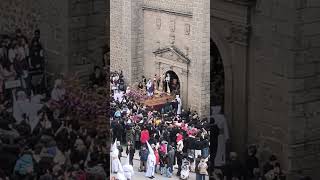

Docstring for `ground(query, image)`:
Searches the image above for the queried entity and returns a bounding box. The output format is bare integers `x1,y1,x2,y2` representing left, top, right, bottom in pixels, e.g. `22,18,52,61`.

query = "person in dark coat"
90,66,105,87
167,146,175,175
245,145,259,179
139,145,148,172
125,125,134,145
225,152,245,180
134,125,141,150
209,117,220,168
126,141,135,165
263,155,277,175
117,141,123,162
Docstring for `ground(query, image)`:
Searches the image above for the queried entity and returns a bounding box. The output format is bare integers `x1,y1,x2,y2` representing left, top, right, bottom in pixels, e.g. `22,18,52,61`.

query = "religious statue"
161,73,166,92
165,73,170,94
169,20,175,32
146,79,154,97
185,24,190,35
176,95,182,115
212,106,229,167
159,74,164,92
153,74,158,91
169,34,175,45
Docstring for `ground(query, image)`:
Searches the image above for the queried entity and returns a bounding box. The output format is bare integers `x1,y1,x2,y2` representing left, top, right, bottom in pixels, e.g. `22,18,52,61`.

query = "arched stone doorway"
211,21,249,160
210,39,225,113
165,70,180,95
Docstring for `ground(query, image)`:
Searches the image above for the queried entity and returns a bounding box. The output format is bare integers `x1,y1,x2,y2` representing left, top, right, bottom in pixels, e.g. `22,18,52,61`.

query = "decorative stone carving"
226,23,250,45
181,69,189,76
155,61,160,69
185,24,190,35
169,19,175,32
156,41,161,49
185,47,189,56
156,18,161,29
169,33,175,44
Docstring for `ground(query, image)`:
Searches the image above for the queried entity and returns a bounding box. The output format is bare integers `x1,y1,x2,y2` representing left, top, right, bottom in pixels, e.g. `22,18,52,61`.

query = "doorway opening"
210,39,225,114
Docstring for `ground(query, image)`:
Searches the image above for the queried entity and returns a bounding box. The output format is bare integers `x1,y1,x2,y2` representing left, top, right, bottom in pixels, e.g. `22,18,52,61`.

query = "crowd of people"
0,28,313,180
110,71,314,180
0,29,45,101
110,71,210,180
0,28,110,180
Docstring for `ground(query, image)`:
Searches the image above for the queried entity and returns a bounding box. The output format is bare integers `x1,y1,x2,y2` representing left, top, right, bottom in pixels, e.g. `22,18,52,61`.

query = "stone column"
190,0,210,117
181,68,189,109
227,23,250,160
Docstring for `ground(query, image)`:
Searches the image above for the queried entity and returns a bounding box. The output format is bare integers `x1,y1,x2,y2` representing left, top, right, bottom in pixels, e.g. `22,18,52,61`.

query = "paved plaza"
110,149,208,180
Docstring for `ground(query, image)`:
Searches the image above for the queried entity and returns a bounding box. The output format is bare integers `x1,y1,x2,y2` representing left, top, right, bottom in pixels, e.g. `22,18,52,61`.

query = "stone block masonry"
0,0,108,75
111,0,210,117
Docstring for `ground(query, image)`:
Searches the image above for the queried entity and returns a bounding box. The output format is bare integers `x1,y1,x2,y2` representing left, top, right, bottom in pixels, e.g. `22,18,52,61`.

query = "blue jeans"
160,166,166,175
201,147,209,158
196,174,206,180
166,166,172,177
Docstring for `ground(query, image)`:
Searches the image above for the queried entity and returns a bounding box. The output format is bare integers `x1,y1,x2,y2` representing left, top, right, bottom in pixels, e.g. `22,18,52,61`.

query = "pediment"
153,45,190,64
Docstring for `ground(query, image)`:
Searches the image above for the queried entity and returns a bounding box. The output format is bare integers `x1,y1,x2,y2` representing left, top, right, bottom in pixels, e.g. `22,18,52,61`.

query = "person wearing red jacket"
176,132,183,143
140,127,150,147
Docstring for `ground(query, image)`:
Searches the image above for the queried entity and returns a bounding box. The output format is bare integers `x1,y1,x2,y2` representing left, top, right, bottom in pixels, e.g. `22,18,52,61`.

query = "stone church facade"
110,0,210,117
211,0,320,179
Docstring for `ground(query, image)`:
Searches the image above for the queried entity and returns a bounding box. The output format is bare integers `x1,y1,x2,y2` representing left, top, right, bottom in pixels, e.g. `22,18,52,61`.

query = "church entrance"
210,39,225,114
165,70,180,95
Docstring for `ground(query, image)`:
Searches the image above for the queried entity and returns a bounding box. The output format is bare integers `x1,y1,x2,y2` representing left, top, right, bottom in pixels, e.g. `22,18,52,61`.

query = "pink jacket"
176,133,183,143
140,130,150,144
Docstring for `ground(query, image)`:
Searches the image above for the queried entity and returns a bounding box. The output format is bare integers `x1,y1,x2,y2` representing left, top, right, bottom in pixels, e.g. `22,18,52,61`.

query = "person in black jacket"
263,155,277,175
117,141,123,163
225,152,245,180
126,141,135,165
209,117,219,167
90,66,105,87
245,145,259,180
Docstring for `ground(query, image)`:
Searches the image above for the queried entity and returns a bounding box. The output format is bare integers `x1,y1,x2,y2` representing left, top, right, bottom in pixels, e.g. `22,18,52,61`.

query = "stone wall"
143,0,193,14
211,0,250,159
0,0,41,38
143,10,193,78
190,0,210,117
249,1,320,177
211,0,320,178
68,0,107,74
287,0,320,178
1,0,107,75
39,0,70,73
247,0,295,171
110,0,124,73
111,0,210,116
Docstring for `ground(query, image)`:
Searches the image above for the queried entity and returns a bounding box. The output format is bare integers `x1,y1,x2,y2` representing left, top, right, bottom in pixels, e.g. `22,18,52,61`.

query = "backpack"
198,161,207,175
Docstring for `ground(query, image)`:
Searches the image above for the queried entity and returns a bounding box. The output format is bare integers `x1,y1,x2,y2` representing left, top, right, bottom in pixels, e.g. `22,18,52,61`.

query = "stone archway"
210,39,225,112
157,63,189,109
211,21,249,158
210,31,233,124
